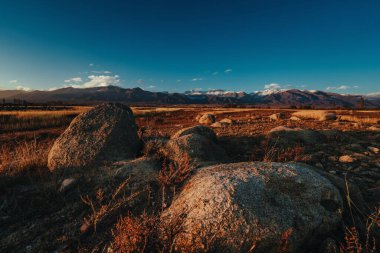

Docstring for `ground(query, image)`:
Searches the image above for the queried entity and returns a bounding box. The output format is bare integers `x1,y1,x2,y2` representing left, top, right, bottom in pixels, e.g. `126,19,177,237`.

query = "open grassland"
1,106,379,174
1,105,380,252
3,106,379,133
293,109,380,123
0,106,91,132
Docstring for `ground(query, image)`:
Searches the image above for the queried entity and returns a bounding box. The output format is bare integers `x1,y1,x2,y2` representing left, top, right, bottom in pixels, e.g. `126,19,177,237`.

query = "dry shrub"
341,227,363,253
157,154,193,209
262,139,309,163
0,138,52,176
277,228,293,253
339,200,379,253
109,154,192,252
111,212,159,253
158,154,192,189
110,210,187,253
142,139,168,158
81,177,144,233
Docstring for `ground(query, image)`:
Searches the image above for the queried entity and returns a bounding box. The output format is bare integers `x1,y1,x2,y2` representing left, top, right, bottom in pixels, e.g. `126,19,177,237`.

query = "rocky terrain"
0,104,379,252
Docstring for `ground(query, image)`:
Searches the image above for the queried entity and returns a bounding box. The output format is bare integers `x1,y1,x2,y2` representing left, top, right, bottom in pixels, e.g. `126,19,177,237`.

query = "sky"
0,0,379,94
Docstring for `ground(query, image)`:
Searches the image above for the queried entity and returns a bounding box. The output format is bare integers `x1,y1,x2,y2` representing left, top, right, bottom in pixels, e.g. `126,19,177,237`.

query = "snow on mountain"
250,89,289,96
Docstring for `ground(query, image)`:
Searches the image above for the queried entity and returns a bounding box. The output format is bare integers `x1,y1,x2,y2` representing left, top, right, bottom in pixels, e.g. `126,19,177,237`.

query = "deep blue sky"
0,0,379,93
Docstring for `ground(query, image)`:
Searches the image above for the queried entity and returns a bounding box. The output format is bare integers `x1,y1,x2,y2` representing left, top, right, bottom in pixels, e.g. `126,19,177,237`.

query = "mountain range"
1,86,379,108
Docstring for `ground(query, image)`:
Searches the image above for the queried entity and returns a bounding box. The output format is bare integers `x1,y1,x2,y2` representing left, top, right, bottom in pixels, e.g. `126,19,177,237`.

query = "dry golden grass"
292,110,380,123
292,110,333,120
131,107,184,115
0,106,91,131
0,138,52,176
339,115,380,124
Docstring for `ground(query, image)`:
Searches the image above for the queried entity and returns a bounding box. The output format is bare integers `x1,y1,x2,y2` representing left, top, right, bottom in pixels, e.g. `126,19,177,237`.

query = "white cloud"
89,63,94,67
64,77,82,83
92,70,112,74
147,85,156,89
68,75,121,88
224,68,232,73
212,72,219,75
337,85,349,90
192,78,203,82
16,85,32,91
326,85,351,91
9,80,18,84
177,80,181,82
264,83,282,90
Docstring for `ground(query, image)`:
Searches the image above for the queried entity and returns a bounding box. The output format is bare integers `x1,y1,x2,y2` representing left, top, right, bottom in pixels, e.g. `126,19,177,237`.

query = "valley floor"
0,106,379,252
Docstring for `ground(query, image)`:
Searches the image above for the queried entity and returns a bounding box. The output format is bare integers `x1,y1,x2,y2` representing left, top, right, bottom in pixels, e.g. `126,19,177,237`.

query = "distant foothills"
0,85,380,109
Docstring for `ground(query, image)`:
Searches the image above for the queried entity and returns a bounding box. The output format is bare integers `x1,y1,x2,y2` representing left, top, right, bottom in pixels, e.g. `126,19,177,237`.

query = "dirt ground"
0,106,379,252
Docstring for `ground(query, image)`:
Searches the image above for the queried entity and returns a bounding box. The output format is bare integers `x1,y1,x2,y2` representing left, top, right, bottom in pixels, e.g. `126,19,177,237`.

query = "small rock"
347,143,364,152
368,126,380,131
289,116,301,121
198,114,216,125
269,112,285,121
25,245,32,253
315,162,324,169
268,126,299,133
368,146,379,154
220,118,234,124
80,223,90,234
59,178,77,193
339,155,355,163
210,122,224,128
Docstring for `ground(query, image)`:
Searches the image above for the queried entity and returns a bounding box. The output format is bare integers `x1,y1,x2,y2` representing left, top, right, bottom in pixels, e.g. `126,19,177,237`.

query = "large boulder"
162,162,342,252
48,103,140,172
171,125,217,141
198,114,216,124
111,157,160,192
166,126,227,165
268,126,326,145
